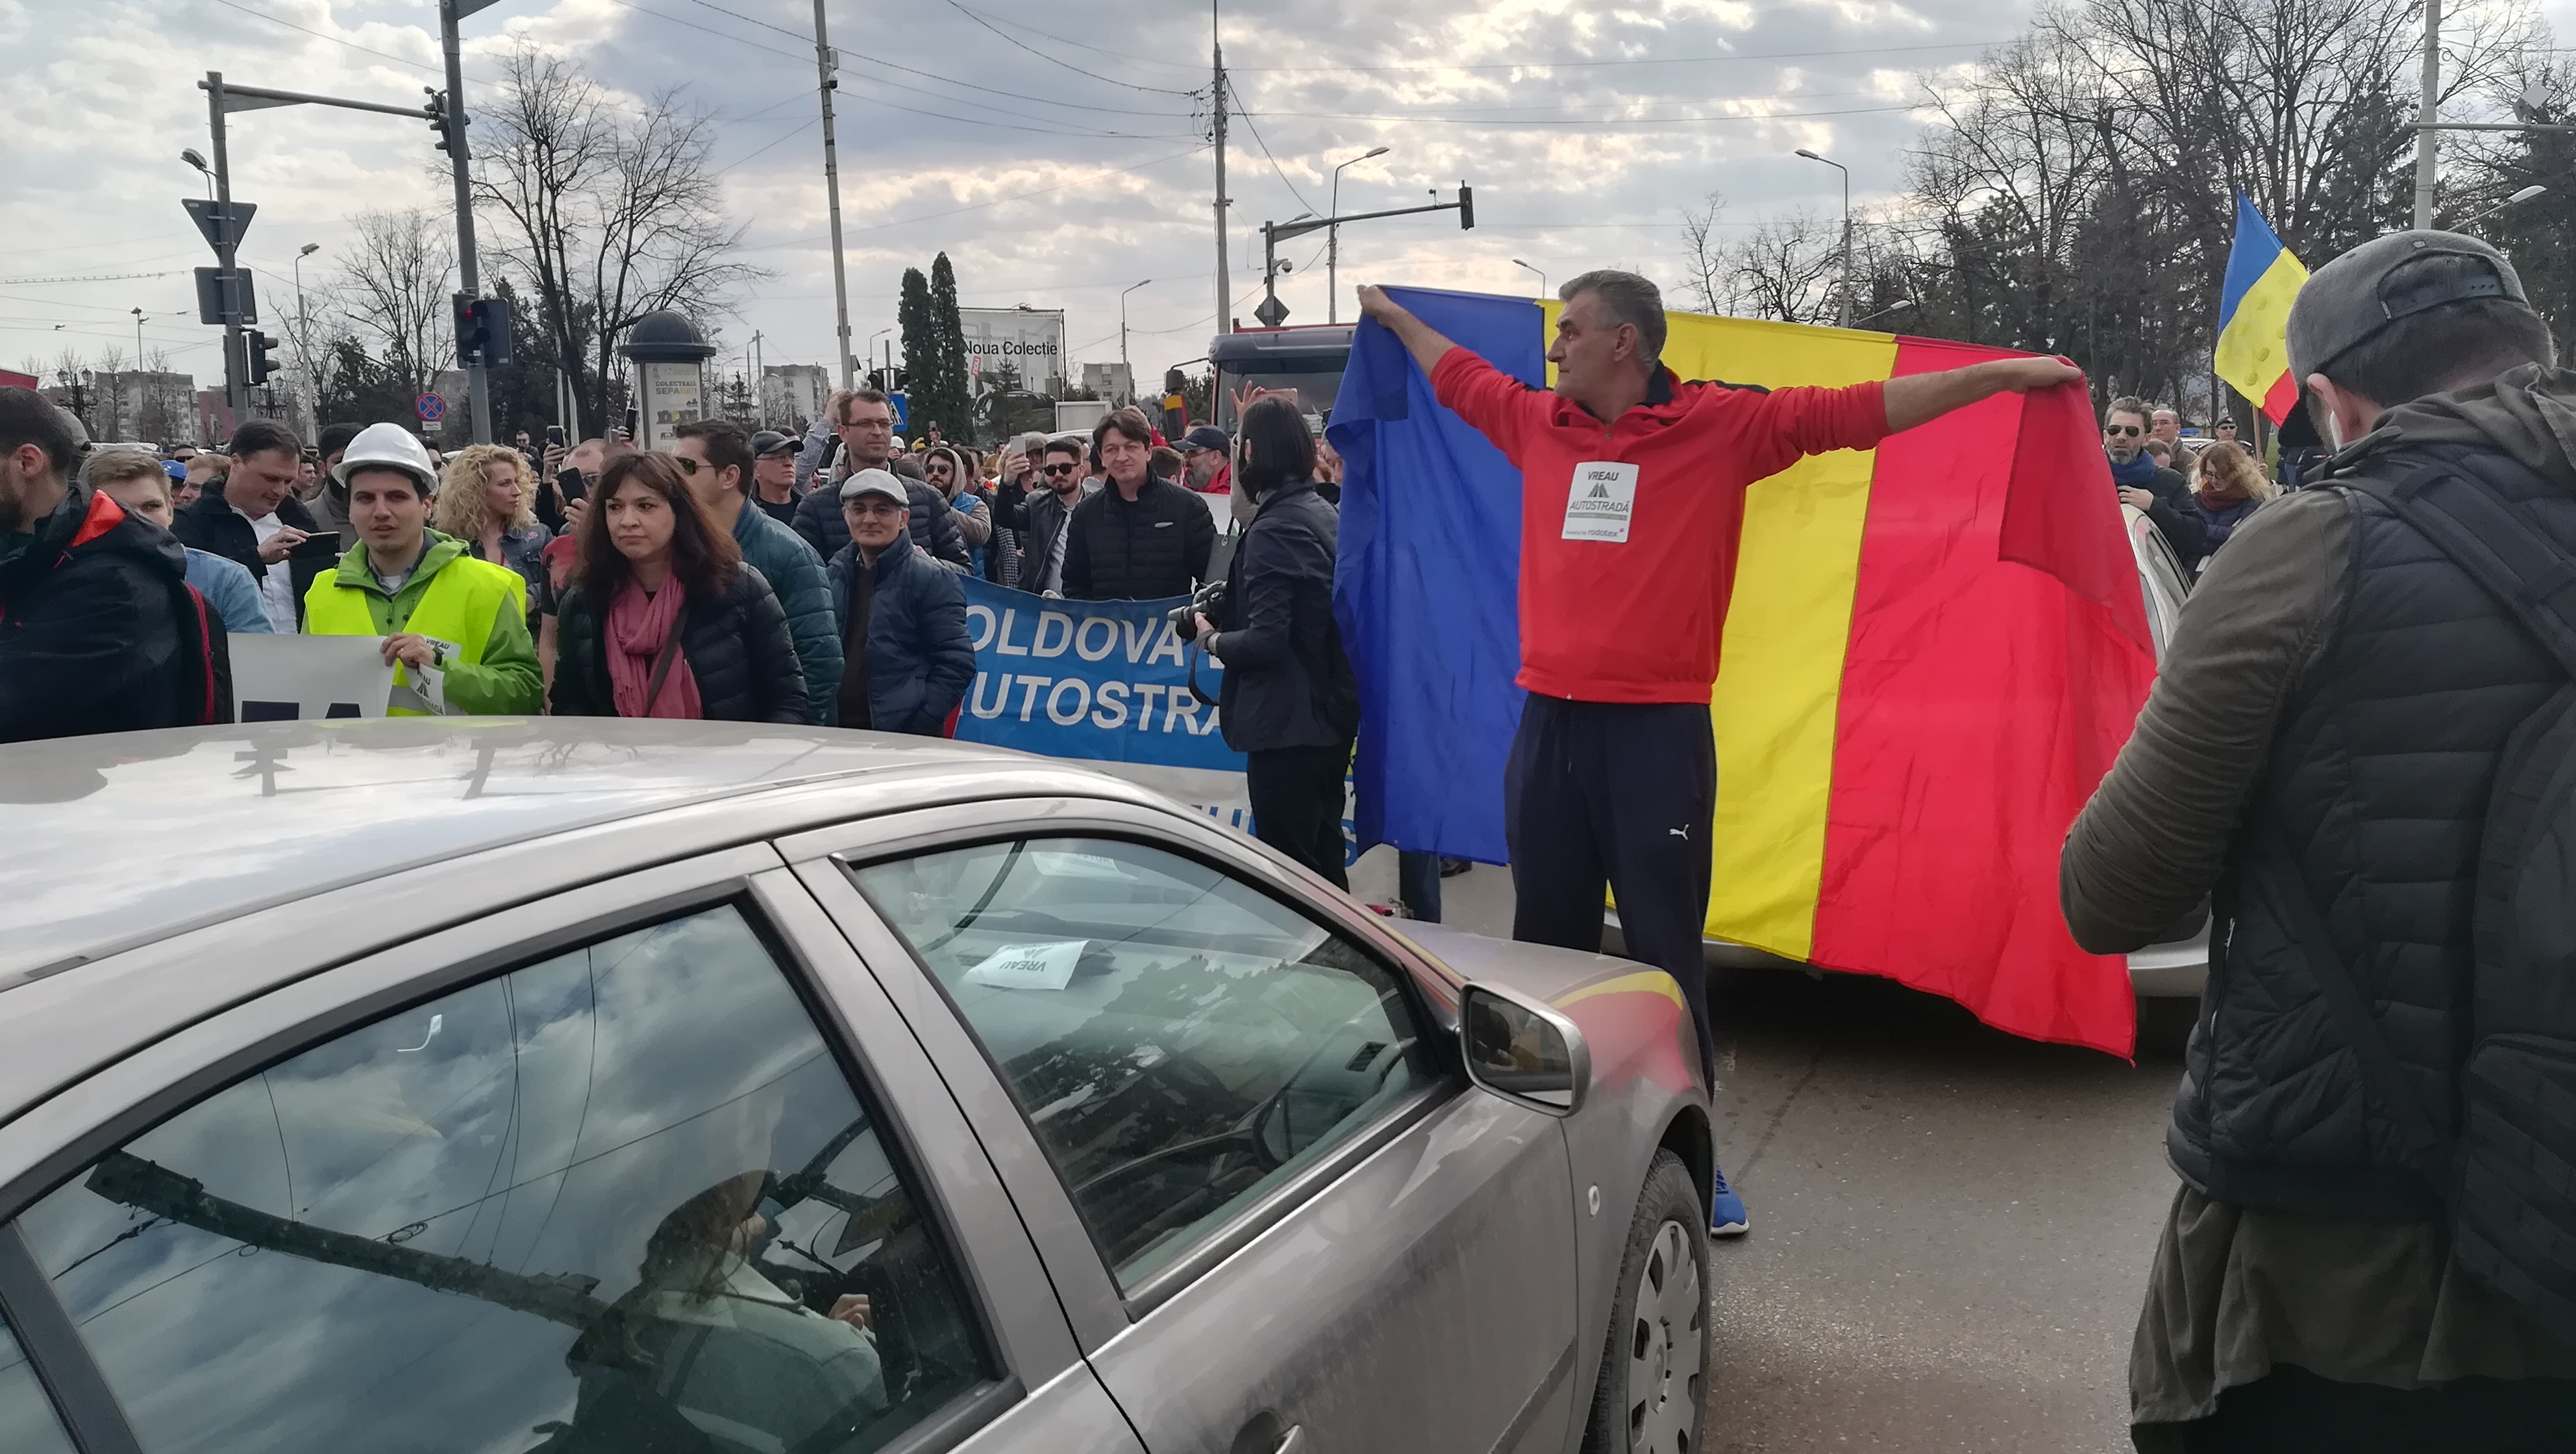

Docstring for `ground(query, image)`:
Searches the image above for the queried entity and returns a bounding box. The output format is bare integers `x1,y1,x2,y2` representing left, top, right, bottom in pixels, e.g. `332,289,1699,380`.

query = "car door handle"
1270,1427,1306,1454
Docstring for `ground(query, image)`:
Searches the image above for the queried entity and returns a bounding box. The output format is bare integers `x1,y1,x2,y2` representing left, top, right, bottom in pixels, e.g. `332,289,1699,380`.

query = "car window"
2129,514,2187,655
851,837,1441,1289
0,1312,76,1454
14,904,988,1454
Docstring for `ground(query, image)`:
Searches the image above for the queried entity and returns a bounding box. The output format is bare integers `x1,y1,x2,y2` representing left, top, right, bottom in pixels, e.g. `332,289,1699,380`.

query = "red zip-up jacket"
1431,347,1889,703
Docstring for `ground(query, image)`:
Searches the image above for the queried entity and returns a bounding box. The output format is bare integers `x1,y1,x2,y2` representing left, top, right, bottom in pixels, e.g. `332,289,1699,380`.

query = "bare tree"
473,45,769,436
329,207,454,404
132,349,193,447
1726,210,1843,325
1678,192,1731,314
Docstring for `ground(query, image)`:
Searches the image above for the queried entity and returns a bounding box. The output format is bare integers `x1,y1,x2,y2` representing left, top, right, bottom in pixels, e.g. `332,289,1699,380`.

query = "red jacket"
1432,348,1888,703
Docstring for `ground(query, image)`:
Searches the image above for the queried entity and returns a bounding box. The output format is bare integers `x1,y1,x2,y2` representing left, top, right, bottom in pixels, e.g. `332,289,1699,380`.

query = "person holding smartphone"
172,419,325,633
1191,395,1359,886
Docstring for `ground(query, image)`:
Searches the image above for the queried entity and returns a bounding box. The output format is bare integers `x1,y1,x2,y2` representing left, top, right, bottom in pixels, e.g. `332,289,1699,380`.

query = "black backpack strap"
2249,823,2455,1180
2351,457,2576,679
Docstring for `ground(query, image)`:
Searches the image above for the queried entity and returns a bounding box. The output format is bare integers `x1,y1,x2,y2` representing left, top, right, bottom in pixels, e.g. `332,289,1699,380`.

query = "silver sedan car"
0,721,1714,1454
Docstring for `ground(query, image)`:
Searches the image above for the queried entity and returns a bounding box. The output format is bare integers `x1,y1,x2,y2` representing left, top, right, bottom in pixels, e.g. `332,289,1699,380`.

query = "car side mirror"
1460,983,1589,1116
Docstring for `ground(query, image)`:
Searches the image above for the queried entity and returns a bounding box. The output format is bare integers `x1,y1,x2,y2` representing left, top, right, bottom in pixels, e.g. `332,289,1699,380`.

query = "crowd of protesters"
0,386,1242,745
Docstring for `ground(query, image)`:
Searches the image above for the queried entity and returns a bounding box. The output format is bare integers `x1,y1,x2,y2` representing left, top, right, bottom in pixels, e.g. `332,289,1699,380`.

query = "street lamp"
1327,145,1391,325
1119,279,1153,403
292,243,320,435
1512,258,1547,297
866,327,893,391
1852,298,1916,327
2462,184,2549,228
1794,147,1853,328
180,149,214,201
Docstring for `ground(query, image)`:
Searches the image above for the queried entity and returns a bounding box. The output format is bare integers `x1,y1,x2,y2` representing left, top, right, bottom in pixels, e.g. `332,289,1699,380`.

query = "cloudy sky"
3,0,2568,402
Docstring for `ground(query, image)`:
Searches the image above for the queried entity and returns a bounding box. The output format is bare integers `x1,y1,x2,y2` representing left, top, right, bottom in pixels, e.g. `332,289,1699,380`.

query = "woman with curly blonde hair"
434,443,552,608
2188,439,2275,566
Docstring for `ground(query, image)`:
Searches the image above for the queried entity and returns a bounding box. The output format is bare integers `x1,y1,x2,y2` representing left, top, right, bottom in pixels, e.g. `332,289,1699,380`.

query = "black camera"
1169,579,1228,640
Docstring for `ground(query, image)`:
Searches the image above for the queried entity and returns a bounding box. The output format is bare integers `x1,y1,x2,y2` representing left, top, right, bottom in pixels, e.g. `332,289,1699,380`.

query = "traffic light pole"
440,0,495,444
204,75,247,423
1257,186,1474,328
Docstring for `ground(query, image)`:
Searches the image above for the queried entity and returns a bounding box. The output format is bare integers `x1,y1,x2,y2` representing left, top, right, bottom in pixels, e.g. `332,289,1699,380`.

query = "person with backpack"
0,388,229,740
2062,232,2576,1448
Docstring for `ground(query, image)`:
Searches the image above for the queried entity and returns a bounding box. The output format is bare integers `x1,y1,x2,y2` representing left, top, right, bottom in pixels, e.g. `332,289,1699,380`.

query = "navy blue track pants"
1504,695,1719,1085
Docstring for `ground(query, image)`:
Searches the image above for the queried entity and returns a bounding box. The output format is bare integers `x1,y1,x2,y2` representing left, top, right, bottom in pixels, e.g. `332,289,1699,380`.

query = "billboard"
959,306,1067,397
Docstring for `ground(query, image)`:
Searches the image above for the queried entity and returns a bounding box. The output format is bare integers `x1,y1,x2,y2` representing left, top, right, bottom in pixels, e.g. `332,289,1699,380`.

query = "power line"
1226,79,1316,215
936,0,1202,96
945,1,1211,74
1230,40,2011,72
0,270,189,286
736,144,1210,251
1241,103,1925,127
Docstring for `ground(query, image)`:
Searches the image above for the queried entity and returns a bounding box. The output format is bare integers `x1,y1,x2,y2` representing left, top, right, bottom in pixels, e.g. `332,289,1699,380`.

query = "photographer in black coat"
1192,396,1360,887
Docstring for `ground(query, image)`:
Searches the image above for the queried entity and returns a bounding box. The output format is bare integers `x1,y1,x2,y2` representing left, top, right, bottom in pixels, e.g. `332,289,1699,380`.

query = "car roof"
0,719,1101,985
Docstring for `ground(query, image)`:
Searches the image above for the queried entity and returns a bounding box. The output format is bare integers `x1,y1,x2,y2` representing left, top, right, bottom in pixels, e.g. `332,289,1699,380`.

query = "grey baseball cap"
2287,229,2531,383
839,467,908,506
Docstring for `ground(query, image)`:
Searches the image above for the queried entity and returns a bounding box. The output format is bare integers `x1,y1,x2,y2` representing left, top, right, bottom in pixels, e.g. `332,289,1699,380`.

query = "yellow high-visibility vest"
304,549,525,716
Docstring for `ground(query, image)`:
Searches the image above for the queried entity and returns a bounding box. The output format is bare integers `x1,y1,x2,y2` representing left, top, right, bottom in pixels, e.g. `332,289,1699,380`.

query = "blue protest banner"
957,578,1250,828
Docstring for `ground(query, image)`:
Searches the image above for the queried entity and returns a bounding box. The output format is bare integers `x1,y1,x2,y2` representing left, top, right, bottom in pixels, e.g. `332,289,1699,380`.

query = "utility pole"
1121,279,1152,400
1328,146,1391,325
2414,0,2441,228
438,0,495,443
750,330,766,425
814,0,855,390
1211,0,1231,337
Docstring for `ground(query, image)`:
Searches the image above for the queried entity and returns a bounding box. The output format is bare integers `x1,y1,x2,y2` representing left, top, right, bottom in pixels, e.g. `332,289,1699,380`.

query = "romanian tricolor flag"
2216,194,2309,425
1332,288,2157,1055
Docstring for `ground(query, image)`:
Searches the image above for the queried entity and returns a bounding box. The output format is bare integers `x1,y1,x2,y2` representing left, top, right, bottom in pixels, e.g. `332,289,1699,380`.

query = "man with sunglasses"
673,417,843,724
994,437,1095,595
2105,397,2207,565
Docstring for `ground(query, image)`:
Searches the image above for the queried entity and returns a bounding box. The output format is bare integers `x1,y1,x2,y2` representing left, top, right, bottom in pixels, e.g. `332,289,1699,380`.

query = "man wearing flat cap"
2064,233,2576,1446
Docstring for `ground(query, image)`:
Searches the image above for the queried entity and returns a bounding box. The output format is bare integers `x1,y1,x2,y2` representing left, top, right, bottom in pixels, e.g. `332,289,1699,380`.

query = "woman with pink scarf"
548,452,809,723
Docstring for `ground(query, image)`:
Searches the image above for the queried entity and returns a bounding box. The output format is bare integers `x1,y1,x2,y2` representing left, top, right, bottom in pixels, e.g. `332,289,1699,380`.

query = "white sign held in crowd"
230,635,395,721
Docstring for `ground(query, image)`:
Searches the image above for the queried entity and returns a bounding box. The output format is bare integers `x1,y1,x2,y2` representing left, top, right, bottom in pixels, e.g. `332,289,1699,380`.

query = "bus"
1207,324,1354,435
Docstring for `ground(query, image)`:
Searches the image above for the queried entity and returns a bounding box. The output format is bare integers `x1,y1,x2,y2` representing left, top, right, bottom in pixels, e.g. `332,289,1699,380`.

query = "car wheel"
1582,1150,1709,1454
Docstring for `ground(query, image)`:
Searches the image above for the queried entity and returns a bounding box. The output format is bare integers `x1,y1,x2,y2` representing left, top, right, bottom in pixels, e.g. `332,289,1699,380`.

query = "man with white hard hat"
301,423,541,715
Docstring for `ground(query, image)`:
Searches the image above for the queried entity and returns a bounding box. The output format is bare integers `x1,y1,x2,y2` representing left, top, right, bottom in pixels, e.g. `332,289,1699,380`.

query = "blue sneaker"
1709,1163,1749,1238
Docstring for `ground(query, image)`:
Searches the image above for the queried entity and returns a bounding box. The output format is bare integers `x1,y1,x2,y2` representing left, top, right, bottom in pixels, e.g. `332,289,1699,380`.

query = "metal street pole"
438,0,495,443
293,241,317,434
1211,0,1230,337
750,330,765,425
2414,0,2441,229
204,72,246,423
813,0,855,389
1795,148,1853,327
1327,146,1390,325
1512,258,1546,297
1120,280,1152,400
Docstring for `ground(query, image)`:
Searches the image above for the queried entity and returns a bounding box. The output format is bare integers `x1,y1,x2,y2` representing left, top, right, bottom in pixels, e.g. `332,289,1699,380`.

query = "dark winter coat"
1,484,229,742
824,534,977,735
171,483,323,600
993,478,1089,593
1206,480,1358,754
730,500,843,725
1061,475,1217,601
549,565,810,724
791,473,968,571
2109,454,2209,567
2191,494,2260,558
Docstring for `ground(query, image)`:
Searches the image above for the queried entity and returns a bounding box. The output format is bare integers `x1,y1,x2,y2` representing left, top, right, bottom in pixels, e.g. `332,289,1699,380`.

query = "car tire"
1581,1150,1710,1454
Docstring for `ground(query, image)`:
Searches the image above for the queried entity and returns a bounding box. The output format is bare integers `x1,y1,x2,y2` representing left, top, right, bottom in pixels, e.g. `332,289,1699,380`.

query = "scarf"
604,574,702,719
2196,476,2252,510
2106,452,2161,487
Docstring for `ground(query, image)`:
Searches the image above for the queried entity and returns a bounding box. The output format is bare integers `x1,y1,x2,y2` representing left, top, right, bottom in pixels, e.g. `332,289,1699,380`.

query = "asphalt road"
1703,965,2185,1453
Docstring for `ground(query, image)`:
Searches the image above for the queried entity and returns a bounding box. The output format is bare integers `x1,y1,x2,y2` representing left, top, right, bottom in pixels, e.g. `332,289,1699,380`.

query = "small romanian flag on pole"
2216,193,2309,425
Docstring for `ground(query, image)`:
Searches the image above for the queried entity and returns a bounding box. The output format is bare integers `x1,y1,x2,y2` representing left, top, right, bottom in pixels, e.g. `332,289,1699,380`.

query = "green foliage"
926,253,973,443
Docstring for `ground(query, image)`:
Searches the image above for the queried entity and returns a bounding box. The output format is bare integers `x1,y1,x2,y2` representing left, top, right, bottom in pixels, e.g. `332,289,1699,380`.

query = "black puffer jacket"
1208,480,1357,752
2173,439,2567,1219
1062,475,1217,601
791,473,967,570
1,484,229,741
171,483,323,599
549,565,810,724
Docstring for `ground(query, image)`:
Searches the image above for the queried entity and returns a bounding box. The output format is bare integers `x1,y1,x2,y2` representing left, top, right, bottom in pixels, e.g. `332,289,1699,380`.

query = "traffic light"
1457,183,1475,230
454,293,513,367
426,89,454,154
245,331,280,386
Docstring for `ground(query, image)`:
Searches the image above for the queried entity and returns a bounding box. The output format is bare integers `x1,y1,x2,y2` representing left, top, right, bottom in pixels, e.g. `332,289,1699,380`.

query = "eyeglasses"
2104,425,2143,437
671,456,703,474
1042,463,1078,475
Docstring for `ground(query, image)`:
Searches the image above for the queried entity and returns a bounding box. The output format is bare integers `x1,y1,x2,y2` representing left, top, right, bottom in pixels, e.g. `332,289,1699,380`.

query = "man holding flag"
1357,273,2078,1236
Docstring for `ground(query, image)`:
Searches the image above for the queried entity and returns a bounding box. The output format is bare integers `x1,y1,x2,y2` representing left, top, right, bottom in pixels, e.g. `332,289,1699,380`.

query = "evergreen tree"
896,265,935,437
928,253,972,441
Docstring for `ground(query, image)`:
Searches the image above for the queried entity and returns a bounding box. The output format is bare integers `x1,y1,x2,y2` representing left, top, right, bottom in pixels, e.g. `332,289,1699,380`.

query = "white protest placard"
231,634,396,721
962,940,1089,992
